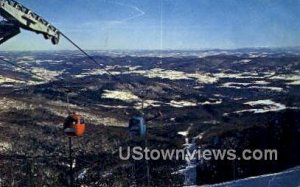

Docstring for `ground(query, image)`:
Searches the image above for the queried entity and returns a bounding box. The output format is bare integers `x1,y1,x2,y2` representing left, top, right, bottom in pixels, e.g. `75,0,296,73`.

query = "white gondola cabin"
128,116,146,137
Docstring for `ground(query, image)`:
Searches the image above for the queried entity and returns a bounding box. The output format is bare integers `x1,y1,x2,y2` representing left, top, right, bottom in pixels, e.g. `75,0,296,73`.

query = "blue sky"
1,0,300,50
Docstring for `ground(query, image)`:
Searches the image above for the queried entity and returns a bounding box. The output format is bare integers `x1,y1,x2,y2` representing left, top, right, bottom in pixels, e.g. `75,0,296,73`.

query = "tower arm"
0,0,60,45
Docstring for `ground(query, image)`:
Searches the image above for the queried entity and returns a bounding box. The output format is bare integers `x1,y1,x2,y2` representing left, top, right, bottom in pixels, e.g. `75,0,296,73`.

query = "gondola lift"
63,112,86,137
63,91,86,137
128,116,146,137
128,97,147,137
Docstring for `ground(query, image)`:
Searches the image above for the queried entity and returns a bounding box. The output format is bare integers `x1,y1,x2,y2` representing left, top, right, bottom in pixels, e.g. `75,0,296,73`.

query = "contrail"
115,2,145,22
106,0,145,24
102,0,146,48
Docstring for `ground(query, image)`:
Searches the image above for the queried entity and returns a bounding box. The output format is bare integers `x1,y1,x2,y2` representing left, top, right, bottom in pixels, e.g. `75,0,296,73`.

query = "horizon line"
0,45,300,52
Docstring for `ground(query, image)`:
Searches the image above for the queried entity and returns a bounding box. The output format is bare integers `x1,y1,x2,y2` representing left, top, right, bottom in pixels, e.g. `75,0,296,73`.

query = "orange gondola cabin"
63,113,86,137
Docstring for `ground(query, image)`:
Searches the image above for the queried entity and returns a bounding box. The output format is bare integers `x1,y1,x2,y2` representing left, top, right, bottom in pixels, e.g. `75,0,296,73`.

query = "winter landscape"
0,48,299,186
1,0,300,186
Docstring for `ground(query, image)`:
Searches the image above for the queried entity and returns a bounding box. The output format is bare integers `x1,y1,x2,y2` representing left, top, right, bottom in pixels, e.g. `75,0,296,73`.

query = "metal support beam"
0,20,20,44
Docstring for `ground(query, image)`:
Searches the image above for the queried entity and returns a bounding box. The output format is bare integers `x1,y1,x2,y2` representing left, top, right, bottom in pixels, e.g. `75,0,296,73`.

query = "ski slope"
199,166,300,187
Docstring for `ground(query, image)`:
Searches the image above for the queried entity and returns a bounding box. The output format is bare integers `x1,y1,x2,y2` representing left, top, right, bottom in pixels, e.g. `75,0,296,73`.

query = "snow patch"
234,59,252,64
134,99,162,109
287,80,300,85
220,82,283,92
77,168,88,180
128,68,217,84
169,100,197,108
30,67,63,81
0,142,12,152
74,68,120,78
248,86,283,92
270,73,300,81
235,99,286,114
0,75,23,84
214,71,275,79
102,90,139,102
253,80,270,85
199,99,222,105
178,131,189,137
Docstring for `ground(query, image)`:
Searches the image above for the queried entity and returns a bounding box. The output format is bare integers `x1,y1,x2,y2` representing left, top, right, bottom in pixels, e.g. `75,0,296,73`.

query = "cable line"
0,57,47,81
59,31,153,112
